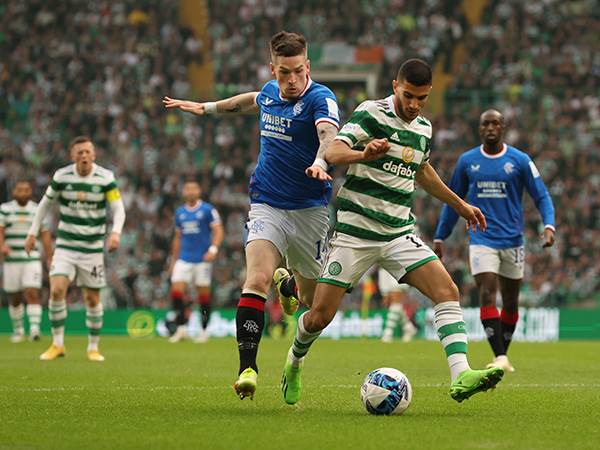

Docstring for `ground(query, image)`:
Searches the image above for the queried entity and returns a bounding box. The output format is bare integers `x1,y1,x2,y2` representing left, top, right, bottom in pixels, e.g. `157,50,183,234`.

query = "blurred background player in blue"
434,109,555,372
167,179,224,343
164,31,340,399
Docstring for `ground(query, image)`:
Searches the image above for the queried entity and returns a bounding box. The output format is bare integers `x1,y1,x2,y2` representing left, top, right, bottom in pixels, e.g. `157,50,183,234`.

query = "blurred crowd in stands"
1,0,598,309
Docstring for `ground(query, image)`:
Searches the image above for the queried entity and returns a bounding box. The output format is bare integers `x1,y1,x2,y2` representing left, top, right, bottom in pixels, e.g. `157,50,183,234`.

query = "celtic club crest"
328,261,342,276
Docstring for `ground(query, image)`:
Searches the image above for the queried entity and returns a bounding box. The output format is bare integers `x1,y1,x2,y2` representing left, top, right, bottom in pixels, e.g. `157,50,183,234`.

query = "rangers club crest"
293,100,304,116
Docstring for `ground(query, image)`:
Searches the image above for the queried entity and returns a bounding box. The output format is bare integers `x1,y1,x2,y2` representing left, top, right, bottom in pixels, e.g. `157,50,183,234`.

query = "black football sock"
480,306,506,357
236,292,266,374
501,309,519,353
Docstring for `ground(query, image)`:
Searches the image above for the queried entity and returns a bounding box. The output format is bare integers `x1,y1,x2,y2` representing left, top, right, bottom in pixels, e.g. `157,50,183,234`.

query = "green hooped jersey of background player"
334,95,432,242
43,163,121,254
0,200,49,262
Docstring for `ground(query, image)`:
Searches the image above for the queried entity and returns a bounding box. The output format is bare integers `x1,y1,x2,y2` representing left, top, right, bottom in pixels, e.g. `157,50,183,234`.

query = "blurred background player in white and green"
0,179,53,343
378,267,417,343
167,178,224,343
25,136,126,362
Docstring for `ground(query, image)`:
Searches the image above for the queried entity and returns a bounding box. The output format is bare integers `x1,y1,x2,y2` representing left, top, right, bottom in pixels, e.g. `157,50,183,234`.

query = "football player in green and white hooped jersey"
0,179,53,342
281,59,505,406
25,136,126,362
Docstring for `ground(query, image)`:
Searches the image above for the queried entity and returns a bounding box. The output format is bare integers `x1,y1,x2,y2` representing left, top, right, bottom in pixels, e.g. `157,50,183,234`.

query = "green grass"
1,337,599,450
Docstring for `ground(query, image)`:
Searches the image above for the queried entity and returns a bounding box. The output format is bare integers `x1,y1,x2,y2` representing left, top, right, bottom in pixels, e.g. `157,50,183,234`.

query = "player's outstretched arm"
306,122,338,181
416,162,486,233
325,138,390,165
163,92,260,116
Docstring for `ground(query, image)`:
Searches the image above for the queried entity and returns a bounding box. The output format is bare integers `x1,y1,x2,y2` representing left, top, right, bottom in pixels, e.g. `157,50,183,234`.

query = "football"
360,368,412,415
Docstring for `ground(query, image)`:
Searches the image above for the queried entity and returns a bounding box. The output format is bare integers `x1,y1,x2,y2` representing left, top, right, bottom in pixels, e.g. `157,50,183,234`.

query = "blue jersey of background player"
250,77,339,209
434,143,554,248
175,202,220,263
433,109,556,373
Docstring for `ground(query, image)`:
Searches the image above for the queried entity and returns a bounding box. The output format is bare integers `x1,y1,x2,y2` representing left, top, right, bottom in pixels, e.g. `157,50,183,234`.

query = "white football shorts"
49,248,106,289
245,203,330,279
319,232,438,290
171,260,212,286
469,244,525,279
3,261,43,293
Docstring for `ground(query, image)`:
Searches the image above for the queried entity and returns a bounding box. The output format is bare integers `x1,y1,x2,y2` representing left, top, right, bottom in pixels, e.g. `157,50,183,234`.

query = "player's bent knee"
244,271,272,293
431,281,460,302
50,286,66,300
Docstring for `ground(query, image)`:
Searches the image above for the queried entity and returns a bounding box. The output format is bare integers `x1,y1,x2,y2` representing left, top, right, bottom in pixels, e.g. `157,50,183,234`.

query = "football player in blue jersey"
434,109,556,372
167,179,224,344
164,31,340,399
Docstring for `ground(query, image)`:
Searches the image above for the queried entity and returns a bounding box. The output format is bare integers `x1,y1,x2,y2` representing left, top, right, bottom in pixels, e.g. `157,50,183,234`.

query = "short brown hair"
269,31,307,58
69,135,93,150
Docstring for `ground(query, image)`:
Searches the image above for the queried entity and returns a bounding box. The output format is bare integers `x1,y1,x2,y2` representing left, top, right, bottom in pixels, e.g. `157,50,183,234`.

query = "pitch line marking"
2,383,600,393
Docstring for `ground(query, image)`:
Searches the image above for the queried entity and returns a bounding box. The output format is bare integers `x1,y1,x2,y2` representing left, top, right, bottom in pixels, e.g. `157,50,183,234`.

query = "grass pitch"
1,336,599,450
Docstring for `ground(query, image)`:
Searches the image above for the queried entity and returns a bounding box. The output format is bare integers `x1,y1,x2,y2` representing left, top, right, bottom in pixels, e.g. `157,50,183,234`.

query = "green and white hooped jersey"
0,200,48,262
334,95,432,242
44,163,121,254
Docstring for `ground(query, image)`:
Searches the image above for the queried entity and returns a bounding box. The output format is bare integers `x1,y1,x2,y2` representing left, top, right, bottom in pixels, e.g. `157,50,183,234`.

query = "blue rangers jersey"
250,78,340,209
434,144,555,248
175,201,221,263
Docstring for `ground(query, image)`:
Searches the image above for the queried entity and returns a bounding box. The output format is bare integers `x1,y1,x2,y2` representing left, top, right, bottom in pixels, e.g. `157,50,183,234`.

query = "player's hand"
457,202,487,233
24,235,37,255
203,245,219,262
542,228,555,248
362,138,391,161
107,232,121,253
433,241,444,259
163,96,206,115
1,243,11,256
305,165,332,181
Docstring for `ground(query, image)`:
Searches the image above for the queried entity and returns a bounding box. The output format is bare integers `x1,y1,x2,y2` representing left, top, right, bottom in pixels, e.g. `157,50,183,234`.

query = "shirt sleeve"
45,171,61,201
41,214,51,232
434,155,469,241
0,205,6,227
210,207,222,225
335,102,374,149
174,209,182,230
313,89,340,129
522,155,555,229
422,138,432,166
104,173,122,203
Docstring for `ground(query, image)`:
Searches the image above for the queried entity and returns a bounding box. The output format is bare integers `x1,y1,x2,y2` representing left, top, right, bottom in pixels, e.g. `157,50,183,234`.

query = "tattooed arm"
305,122,339,181
163,92,260,116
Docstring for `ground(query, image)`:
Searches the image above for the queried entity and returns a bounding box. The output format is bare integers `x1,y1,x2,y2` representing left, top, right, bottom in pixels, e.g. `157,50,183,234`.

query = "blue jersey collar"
184,200,202,211
480,143,507,159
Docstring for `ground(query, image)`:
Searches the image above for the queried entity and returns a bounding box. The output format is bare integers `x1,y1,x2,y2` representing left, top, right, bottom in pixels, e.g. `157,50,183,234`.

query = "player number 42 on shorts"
91,265,104,279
